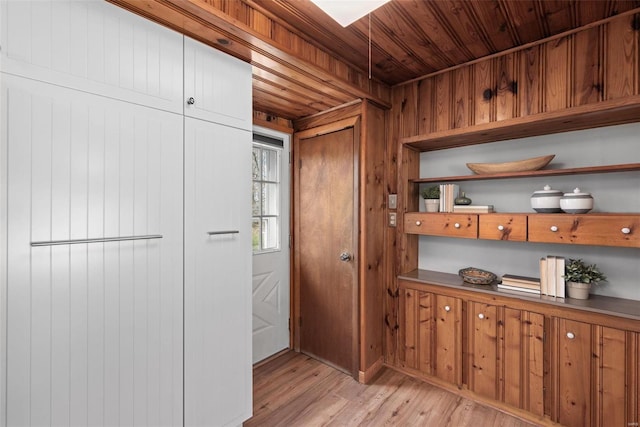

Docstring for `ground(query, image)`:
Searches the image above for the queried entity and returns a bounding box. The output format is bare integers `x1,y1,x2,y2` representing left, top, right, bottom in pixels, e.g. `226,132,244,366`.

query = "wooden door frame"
292,115,361,377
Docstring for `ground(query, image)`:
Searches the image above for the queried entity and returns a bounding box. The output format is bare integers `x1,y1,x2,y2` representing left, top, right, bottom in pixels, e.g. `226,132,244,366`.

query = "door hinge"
299,159,302,169
289,234,292,249
299,317,302,327
288,317,291,331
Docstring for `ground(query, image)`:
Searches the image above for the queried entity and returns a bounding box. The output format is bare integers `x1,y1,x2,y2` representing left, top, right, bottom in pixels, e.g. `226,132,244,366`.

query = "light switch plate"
388,194,397,209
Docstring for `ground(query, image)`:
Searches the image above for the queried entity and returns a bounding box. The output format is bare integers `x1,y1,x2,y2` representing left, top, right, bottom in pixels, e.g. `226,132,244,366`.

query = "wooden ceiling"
112,0,640,121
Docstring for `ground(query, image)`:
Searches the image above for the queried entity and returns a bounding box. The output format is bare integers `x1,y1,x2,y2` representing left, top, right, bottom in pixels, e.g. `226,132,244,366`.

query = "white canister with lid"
560,188,594,214
530,185,563,213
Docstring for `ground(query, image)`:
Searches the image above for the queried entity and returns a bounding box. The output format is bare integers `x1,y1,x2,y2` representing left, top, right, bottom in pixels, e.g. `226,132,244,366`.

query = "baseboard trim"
253,348,292,369
358,356,384,384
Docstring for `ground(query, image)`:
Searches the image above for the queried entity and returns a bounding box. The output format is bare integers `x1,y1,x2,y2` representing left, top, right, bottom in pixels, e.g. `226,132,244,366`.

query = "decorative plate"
458,267,497,285
466,154,555,175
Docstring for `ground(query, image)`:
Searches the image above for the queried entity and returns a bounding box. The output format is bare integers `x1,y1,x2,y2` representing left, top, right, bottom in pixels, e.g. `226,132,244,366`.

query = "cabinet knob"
478,313,485,320
415,221,421,226
444,305,451,312
550,225,558,232
454,223,461,229
566,332,575,339
621,227,631,235
187,97,195,105
497,225,504,231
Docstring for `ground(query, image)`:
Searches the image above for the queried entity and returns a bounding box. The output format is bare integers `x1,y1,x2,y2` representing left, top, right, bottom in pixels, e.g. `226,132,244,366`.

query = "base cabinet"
550,318,639,427
399,275,639,425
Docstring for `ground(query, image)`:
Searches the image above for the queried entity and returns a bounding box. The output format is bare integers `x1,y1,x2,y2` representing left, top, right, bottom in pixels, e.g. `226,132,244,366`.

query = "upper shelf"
400,95,640,151
410,163,640,184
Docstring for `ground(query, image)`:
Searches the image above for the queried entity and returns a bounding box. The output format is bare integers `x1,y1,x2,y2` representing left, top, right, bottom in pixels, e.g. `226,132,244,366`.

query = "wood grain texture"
246,351,538,427
605,14,638,100
467,302,499,400
478,214,527,242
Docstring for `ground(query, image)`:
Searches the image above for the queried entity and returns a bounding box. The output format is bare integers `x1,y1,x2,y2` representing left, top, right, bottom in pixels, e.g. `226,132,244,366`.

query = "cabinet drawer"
528,214,640,247
405,213,477,239
478,214,527,241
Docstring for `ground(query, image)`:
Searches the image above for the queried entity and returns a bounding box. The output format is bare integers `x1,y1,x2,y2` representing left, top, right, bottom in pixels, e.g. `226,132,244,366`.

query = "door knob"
339,252,352,262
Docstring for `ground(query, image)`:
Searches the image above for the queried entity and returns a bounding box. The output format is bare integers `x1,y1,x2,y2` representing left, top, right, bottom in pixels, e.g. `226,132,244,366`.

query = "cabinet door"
0,0,184,113
184,37,252,130
528,214,640,247
3,75,184,426
399,288,462,385
184,118,252,426
467,302,544,415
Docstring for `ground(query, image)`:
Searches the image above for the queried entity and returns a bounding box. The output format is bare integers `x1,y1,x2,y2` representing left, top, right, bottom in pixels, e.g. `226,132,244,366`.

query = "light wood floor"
244,351,538,427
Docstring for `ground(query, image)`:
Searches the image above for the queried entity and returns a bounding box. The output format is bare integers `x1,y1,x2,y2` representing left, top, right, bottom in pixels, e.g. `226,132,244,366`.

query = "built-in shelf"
400,95,640,151
410,163,640,184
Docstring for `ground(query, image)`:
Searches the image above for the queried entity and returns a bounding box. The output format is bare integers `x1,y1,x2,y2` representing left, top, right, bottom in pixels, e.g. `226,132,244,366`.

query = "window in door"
252,136,283,253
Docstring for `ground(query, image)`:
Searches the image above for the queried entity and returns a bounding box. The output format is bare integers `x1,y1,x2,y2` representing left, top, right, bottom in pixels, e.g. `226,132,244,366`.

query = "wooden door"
184,118,252,426
294,125,358,376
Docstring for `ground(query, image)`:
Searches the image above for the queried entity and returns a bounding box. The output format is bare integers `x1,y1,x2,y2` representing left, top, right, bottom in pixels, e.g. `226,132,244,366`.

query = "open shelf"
410,163,640,184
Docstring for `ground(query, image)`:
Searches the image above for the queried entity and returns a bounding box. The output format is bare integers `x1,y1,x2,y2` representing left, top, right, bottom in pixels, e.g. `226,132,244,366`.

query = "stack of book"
539,255,566,297
439,184,459,212
452,205,495,213
498,274,541,294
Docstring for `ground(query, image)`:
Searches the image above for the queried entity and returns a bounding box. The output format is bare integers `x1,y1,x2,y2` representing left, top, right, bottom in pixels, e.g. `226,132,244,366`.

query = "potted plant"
421,185,440,212
564,258,606,299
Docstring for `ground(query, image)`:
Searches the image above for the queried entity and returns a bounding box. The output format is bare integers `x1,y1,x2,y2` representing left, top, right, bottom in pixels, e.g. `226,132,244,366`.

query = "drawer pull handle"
550,225,558,232
478,313,485,320
444,305,451,312
187,97,195,105
566,332,575,340
415,221,421,226
497,225,504,231
454,223,461,229
621,227,631,235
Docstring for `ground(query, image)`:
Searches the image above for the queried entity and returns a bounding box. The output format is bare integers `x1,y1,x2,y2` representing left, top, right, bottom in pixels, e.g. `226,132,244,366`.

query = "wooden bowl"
466,154,555,175
458,267,497,285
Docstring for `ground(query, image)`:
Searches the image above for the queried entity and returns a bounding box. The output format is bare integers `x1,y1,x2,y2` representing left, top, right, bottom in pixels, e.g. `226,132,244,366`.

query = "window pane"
252,218,261,251
261,183,279,216
261,217,278,250
252,147,261,180
252,182,261,216
262,148,279,182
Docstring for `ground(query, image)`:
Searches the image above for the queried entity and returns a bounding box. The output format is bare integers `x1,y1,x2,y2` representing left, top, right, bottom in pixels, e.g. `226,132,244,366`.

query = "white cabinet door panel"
0,0,184,113
2,74,184,427
184,37,252,130
184,117,252,426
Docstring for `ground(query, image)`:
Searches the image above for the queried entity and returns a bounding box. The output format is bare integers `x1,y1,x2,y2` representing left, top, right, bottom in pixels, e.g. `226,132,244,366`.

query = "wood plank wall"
385,11,640,366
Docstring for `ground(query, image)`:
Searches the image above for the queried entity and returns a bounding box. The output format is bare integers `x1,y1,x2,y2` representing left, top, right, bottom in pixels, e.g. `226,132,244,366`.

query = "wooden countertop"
399,269,640,322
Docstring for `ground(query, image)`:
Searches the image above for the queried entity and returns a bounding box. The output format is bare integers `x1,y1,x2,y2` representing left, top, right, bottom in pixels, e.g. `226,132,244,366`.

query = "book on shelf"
439,183,459,213
555,257,566,298
452,205,494,213
497,284,541,294
539,258,547,295
500,280,540,290
501,274,540,286
546,255,557,297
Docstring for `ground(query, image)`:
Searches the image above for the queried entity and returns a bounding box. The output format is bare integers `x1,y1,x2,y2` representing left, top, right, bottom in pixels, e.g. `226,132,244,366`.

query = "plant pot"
566,281,591,299
424,199,439,212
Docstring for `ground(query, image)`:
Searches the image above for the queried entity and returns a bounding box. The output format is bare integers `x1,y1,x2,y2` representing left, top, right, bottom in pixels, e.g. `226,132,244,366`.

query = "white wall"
418,122,640,301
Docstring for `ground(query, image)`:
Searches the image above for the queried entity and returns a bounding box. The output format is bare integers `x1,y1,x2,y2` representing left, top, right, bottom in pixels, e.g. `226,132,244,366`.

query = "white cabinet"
184,37,252,130
184,117,252,426
0,0,184,113
1,74,184,426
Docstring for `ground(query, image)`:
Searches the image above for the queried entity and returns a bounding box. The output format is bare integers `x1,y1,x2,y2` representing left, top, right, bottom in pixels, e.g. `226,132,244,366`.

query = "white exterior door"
184,117,252,426
2,74,184,427
251,128,291,364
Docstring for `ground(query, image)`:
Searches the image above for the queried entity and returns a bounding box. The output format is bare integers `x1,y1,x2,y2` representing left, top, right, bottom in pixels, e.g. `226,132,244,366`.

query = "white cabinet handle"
566,332,575,339
444,305,451,312
621,227,631,235
550,225,558,232
187,97,195,105
454,223,461,229
478,313,485,320
415,221,421,226
497,225,504,231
